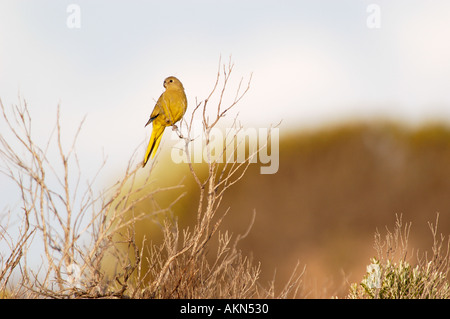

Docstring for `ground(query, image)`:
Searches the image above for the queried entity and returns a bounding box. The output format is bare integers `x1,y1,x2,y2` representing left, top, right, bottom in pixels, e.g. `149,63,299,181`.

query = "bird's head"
163,76,184,90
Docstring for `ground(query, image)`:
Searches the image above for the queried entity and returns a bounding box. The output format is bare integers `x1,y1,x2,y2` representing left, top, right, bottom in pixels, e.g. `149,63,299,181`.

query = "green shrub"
348,215,450,299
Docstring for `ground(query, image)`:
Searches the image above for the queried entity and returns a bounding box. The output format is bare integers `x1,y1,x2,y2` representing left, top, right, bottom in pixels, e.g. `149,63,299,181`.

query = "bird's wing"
145,94,165,127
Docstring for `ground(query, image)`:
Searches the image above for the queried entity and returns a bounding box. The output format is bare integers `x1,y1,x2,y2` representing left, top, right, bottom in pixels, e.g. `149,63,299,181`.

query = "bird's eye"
169,79,173,83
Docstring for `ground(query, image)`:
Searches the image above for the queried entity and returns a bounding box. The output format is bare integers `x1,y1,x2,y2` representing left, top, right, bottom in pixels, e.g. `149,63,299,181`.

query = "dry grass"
0,60,303,298
348,214,450,299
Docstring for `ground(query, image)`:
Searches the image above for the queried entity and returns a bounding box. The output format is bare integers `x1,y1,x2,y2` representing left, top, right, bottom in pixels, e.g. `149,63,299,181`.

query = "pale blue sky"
1,0,450,213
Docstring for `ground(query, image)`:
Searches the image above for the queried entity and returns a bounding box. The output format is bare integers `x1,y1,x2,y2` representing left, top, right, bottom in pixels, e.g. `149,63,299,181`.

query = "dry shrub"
0,60,303,298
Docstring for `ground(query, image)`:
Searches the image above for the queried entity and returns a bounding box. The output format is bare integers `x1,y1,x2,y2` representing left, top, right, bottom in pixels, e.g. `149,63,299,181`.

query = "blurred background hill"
130,121,450,298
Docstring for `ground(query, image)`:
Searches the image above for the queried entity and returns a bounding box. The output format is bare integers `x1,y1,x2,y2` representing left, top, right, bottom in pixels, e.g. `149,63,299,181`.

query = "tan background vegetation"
130,121,450,298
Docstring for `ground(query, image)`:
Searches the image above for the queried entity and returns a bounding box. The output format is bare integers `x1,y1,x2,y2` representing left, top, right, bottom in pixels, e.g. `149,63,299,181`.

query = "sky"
1,0,450,271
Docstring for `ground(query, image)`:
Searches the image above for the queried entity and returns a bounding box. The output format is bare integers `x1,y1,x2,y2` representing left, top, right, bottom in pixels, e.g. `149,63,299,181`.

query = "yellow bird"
142,76,187,167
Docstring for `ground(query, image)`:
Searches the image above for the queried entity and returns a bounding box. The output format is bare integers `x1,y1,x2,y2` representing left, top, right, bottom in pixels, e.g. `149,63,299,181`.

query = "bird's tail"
143,124,165,167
